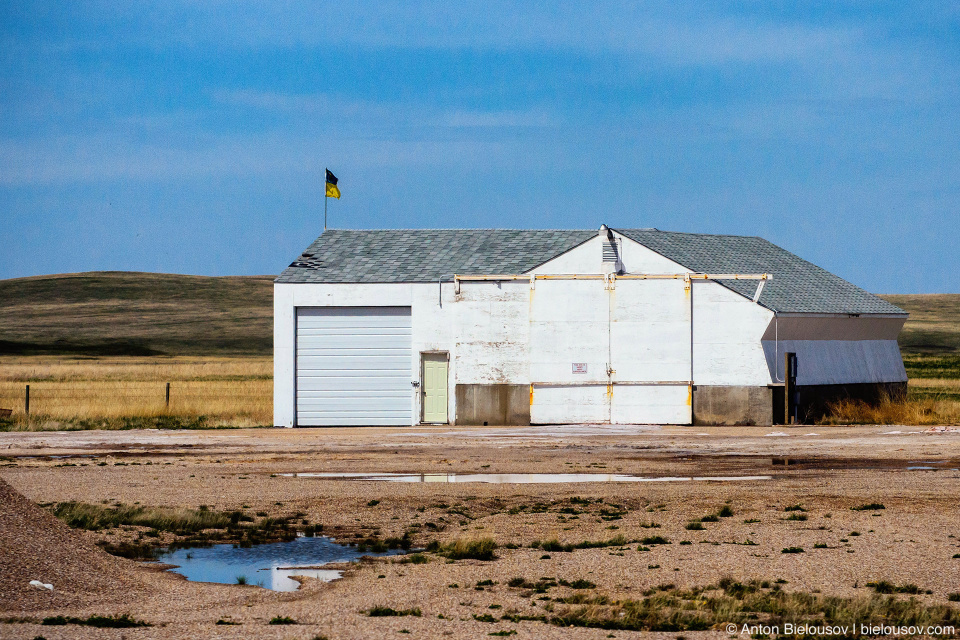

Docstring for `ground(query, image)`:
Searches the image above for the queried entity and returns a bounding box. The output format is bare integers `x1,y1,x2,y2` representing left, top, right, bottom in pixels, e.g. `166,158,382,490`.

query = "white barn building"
273,226,907,427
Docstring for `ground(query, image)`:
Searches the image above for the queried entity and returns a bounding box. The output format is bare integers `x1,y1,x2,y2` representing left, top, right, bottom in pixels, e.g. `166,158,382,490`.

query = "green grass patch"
41,614,149,628
902,354,960,379
400,553,429,565
367,606,422,617
563,579,596,589
51,501,230,533
50,501,315,556
428,537,498,561
532,535,628,552
866,581,924,595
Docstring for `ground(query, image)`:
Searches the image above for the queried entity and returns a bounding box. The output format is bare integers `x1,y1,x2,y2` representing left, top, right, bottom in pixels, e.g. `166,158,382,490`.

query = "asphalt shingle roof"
616,229,904,315
276,229,595,284
277,228,905,315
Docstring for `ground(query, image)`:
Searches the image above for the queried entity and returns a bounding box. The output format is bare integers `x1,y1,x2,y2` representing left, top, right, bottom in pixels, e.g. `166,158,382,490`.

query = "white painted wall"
692,280,774,386
452,281,529,385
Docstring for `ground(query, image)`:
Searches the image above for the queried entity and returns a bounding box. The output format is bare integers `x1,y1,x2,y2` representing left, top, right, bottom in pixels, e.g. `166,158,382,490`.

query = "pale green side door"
422,354,449,423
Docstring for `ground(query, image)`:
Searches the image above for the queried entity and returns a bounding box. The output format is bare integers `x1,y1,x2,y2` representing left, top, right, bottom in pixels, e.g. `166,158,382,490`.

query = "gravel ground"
1,424,959,639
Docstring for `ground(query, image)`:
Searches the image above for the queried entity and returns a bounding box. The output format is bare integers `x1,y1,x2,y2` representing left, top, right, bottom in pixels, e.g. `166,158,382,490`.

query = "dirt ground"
1,423,959,639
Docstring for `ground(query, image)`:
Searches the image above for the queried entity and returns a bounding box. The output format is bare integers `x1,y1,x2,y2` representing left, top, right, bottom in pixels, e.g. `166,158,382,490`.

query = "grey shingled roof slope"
277,228,905,315
277,229,595,284
617,229,904,315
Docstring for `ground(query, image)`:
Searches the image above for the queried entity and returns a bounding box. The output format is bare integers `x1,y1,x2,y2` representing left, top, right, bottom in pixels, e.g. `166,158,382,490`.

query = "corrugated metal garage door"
296,307,412,426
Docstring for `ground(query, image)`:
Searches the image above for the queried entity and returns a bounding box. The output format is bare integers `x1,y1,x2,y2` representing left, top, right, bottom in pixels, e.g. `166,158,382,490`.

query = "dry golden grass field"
0,357,272,429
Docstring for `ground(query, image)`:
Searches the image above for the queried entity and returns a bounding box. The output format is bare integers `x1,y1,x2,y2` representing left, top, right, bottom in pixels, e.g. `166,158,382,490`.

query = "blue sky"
1,1,957,293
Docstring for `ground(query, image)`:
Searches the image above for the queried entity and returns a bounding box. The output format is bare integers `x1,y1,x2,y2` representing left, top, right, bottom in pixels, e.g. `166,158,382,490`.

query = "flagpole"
324,167,328,231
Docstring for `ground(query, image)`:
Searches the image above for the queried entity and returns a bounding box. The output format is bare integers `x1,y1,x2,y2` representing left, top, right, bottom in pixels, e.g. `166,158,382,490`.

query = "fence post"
165,382,171,409
25,384,30,416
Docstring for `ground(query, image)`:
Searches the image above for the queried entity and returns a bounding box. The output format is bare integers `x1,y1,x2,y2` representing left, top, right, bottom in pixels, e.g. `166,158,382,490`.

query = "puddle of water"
278,472,772,483
156,536,404,591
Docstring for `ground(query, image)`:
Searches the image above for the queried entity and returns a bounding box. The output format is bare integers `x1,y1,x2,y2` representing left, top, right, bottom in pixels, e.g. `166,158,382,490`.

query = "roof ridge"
322,228,597,232
617,228,763,240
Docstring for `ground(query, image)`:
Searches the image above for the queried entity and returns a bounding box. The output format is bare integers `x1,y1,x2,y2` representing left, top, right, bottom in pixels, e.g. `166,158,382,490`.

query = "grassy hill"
0,272,273,356
879,294,960,354
878,294,960,380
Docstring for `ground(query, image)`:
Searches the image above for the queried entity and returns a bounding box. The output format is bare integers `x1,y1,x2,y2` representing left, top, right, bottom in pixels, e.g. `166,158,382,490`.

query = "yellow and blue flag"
325,169,341,199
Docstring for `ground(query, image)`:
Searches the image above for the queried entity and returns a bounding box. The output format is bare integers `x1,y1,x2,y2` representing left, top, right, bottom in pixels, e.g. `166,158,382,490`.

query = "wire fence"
0,381,272,420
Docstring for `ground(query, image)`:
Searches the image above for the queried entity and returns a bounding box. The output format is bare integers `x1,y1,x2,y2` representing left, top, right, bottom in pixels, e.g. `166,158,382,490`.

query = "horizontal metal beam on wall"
453,272,771,294
530,381,693,387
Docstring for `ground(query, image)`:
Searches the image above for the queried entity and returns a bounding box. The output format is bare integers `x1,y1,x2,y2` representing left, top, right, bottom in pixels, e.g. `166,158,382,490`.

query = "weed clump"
821,392,960,426
541,577,960,632
51,501,230,533
367,606,422,617
866,581,923,595
41,614,149,628
428,537,498,561
400,553,429,565
851,503,886,511
531,535,627,552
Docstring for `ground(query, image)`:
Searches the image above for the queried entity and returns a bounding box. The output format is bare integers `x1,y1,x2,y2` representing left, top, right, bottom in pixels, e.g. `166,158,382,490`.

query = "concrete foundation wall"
455,384,530,426
692,381,908,426
692,385,773,426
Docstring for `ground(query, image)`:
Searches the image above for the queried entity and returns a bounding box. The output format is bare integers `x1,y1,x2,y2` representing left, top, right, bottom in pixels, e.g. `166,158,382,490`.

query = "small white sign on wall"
572,363,588,374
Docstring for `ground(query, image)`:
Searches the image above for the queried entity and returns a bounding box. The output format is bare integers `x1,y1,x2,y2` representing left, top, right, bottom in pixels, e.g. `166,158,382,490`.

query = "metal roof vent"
599,225,621,274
